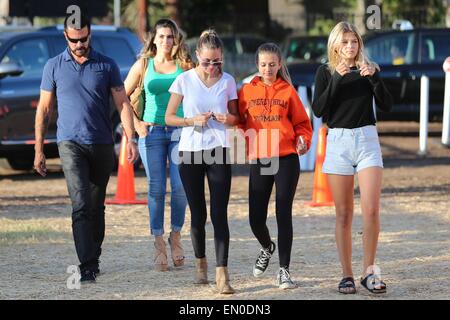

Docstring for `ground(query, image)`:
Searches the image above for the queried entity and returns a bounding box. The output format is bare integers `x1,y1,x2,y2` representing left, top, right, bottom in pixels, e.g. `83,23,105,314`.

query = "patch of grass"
0,220,71,245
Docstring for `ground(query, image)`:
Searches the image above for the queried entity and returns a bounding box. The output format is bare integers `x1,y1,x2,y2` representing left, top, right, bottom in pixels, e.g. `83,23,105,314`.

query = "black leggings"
178,148,231,267
249,153,300,268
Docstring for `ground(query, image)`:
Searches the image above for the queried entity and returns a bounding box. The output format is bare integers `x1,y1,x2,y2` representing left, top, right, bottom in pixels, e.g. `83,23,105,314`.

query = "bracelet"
183,117,189,126
128,138,138,144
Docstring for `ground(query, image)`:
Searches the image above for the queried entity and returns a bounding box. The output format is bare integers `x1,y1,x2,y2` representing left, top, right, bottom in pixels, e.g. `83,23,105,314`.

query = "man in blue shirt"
34,14,138,283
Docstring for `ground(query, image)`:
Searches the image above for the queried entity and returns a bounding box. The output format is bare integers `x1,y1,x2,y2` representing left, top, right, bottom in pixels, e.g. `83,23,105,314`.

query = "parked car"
239,35,328,89
244,28,449,121
280,35,327,64
185,34,268,80
363,28,450,120
0,25,142,170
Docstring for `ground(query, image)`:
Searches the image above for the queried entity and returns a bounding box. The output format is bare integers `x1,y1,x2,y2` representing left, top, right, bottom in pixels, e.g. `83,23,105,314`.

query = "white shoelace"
279,268,293,283
255,249,272,269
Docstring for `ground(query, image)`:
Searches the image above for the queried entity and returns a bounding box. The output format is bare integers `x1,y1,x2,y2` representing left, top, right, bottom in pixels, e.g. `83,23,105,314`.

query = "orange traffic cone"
306,126,334,207
106,134,147,205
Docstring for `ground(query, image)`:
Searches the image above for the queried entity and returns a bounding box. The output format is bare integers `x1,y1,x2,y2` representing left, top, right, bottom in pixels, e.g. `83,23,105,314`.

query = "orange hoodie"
238,76,313,160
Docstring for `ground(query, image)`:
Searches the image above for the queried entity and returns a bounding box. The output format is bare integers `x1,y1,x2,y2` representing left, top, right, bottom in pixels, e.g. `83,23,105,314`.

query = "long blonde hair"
327,21,379,74
256,42,292,86
140,18,194,70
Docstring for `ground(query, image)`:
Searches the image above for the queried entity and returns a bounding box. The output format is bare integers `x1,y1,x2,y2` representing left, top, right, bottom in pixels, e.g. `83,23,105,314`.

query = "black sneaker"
80,270,96,283
253,241,276,277
277,267,297,289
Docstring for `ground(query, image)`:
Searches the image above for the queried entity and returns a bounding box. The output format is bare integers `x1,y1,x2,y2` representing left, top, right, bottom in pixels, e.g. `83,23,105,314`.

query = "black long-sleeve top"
312,64,393,128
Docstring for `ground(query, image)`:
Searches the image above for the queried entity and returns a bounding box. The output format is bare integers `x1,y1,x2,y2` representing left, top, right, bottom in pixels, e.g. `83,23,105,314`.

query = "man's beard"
71,45,90,57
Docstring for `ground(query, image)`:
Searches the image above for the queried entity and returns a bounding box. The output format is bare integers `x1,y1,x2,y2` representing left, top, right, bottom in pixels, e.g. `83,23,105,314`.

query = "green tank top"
142,58,184,125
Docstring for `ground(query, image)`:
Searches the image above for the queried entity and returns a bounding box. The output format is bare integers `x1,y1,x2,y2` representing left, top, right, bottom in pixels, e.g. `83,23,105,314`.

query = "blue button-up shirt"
41,47,123,144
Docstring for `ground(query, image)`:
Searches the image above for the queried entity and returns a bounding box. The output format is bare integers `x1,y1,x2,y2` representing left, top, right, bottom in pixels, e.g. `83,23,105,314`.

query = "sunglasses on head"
66,35,90,44
199,60,223,68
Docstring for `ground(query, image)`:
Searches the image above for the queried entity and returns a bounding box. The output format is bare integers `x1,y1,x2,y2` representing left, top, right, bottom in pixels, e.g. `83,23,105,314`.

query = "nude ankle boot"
194,257,208,284
215,267,235,294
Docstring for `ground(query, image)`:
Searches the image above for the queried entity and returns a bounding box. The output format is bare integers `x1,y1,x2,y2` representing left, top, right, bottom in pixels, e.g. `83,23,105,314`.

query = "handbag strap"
138,57,148,90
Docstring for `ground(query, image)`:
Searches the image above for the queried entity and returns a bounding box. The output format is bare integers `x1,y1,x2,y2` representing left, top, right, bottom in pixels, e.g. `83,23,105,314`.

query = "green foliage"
382,0,446,27
105,0,168,32
304,0,446,35
33,17,64,27
302,0,356,14
303,0,355,35
308,19,336,35
176,0,234,37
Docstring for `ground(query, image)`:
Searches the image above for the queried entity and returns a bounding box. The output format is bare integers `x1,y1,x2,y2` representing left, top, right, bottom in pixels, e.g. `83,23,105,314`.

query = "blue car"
0,25,142,170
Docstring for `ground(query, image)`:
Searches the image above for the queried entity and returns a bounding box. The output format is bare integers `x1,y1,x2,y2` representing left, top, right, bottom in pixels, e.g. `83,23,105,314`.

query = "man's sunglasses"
199,60,223,68
66,35,90,44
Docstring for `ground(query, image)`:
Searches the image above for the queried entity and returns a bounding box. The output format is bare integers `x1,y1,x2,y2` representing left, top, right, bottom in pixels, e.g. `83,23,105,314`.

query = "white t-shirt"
169,69,238,152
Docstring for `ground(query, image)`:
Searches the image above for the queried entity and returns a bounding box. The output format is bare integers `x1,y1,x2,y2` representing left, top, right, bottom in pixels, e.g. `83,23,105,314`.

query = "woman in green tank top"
142,58,184,124
125,18,194,272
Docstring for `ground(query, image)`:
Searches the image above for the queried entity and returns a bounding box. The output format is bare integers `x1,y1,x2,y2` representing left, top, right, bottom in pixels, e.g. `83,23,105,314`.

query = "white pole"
298,86,314,171
298,85,321,171
298,86,311,118
419,75,429,155
442,72,450,146
311,84,322,171
114,0,121,27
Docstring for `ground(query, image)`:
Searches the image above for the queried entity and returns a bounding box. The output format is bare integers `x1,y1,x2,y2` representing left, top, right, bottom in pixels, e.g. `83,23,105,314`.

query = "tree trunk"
165,0,180,27
446,1,450,28
355,0,366,33
355,0,376,34
137,0,148,43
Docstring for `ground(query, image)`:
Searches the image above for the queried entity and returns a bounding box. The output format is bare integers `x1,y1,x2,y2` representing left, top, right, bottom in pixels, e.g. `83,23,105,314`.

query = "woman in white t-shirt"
165,29,240,294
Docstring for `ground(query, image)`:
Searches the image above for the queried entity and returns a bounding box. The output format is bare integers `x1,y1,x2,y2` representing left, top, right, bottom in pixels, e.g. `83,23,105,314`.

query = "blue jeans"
58,141,114,273
138,125,187,236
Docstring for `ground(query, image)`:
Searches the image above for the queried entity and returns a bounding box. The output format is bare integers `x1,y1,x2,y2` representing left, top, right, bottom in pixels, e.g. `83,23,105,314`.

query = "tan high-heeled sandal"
154,236,168,271
168,231,185,267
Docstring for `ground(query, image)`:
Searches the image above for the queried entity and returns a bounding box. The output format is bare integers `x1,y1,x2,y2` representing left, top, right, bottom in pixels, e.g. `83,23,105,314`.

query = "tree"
175,0,234,37
106,0,167,33
382,0,446,27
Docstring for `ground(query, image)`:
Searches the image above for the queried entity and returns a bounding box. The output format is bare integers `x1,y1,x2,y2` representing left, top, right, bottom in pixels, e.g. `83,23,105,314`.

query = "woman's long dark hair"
140,18,194,70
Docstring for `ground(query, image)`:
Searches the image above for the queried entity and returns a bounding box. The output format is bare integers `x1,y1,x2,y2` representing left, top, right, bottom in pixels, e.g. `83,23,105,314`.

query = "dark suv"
0,25,141,170
281,35,327,64
286,28,450,121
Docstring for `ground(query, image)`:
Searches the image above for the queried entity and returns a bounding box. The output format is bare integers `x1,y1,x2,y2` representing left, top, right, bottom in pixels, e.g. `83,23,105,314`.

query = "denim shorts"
322,125,383,175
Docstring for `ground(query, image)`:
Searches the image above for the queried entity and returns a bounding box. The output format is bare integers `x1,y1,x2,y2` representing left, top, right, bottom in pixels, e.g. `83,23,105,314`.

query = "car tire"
6,155,34,171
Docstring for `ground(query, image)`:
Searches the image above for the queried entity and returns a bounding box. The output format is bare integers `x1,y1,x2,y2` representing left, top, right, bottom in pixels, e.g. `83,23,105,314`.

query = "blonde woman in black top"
312,22,393,294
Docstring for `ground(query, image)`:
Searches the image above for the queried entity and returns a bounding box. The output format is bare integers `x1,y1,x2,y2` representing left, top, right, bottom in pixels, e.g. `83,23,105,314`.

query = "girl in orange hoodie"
238,43,313,289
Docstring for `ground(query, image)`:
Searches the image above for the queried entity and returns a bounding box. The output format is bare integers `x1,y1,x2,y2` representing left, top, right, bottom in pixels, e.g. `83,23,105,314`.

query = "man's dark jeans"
58,141,114,273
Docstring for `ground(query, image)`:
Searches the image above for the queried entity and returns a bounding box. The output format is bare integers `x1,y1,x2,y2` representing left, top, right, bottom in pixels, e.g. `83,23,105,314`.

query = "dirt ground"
0,122,449,300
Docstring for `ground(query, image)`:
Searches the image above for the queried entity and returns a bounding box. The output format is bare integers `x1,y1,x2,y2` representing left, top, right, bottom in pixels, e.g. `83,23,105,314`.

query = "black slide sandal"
360,273,387,294
338,277,356,294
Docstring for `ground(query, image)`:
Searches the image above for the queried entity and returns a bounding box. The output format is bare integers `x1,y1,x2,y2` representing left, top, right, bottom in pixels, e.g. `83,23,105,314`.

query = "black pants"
178,147,231,267
249,153,300,268
58,141,114,273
